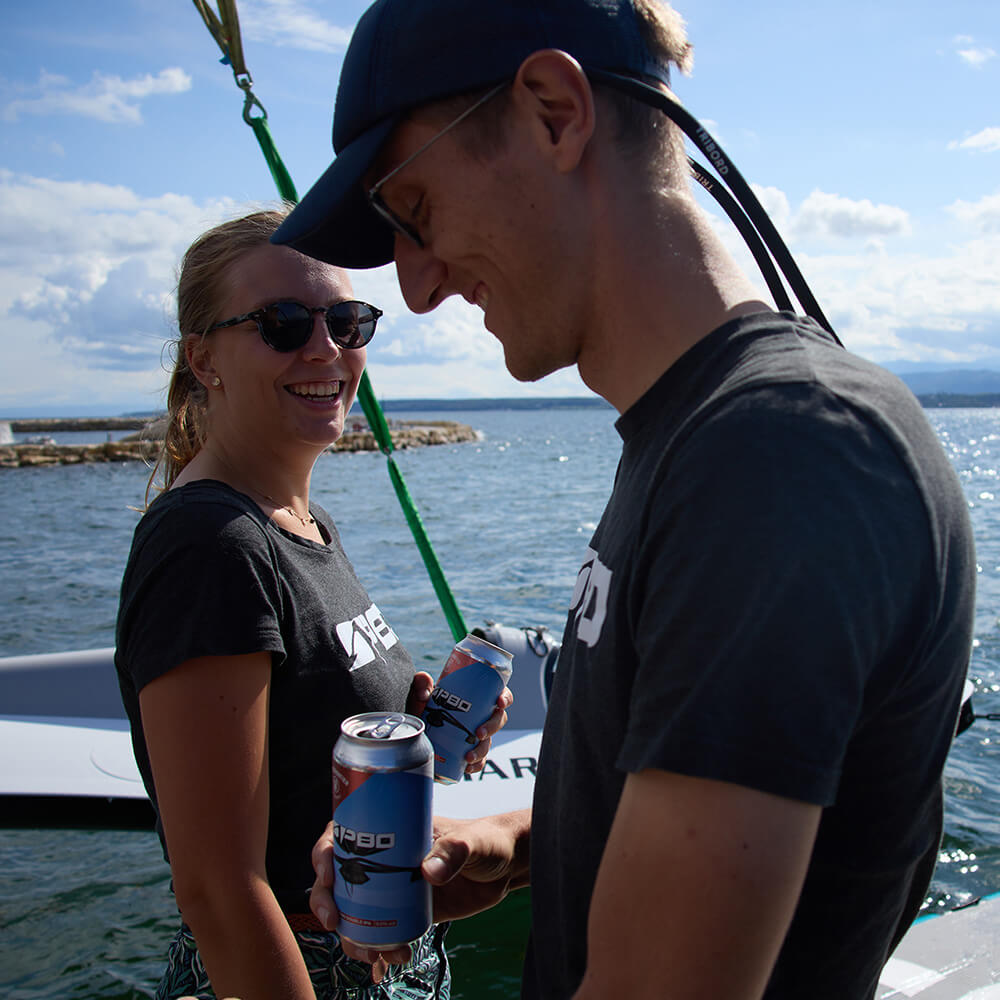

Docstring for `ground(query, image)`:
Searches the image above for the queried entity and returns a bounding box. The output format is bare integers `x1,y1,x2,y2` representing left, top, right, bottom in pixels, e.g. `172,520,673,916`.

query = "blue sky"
1,0,998,416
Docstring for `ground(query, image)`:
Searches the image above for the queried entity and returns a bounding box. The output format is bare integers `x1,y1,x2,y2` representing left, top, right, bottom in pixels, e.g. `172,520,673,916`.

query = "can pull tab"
361,713,408,739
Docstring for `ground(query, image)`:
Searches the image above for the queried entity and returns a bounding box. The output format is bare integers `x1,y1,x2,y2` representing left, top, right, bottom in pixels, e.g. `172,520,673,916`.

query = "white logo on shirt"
336,603,399,671
569,547,611,647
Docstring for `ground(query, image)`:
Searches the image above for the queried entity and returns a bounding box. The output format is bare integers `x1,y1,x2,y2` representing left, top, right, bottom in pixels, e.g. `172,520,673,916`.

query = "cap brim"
272,115,398,270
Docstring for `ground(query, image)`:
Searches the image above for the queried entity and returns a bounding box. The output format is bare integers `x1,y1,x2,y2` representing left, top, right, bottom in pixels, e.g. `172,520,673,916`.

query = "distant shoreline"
4,392,1000,427
3,398,613,428
0,420,479,468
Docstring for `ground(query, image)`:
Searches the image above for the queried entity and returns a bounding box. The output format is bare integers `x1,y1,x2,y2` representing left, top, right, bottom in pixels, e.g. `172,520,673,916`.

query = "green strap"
193,0,468,642
356,371,394,454
386,454,468,642
353,373,466,640
247,114,298,204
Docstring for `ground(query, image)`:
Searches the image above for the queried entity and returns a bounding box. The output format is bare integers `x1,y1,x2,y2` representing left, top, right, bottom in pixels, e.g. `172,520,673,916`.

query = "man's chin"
504,361,568,386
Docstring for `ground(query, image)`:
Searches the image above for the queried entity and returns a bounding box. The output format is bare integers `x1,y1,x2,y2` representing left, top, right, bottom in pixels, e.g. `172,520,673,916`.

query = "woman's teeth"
288,381,341,399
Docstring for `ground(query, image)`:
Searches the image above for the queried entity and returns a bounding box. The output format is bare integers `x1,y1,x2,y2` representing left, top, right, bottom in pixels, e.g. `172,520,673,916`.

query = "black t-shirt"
522,313,976,999
115,481,414,909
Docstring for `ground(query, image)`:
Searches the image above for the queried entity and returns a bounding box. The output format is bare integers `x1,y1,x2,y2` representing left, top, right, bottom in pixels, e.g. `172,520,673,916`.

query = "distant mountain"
8,375,1000,425
891,370,1000,395
352,396,614,413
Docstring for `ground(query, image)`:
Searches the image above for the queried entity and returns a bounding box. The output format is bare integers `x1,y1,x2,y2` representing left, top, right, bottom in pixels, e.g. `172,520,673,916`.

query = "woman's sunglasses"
207,299,382,352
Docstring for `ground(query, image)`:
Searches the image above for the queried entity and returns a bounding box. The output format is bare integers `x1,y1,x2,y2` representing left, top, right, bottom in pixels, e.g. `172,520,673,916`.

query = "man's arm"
574,769,821,1000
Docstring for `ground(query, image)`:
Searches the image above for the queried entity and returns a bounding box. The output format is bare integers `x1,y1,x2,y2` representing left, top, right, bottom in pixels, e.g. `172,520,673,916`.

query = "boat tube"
0,624,556,828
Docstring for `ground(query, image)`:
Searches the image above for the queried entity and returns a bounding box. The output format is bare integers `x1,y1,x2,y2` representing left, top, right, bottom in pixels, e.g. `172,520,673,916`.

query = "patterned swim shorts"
156,921,450,1000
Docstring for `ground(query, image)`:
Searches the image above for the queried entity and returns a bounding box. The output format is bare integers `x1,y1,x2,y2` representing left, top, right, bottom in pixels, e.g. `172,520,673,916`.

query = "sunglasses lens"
255,301,378,351
327,301,378,349
258,301,313,352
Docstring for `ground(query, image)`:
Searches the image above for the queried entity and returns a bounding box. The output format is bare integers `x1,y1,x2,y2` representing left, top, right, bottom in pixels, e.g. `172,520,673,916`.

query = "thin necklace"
243,484,315,527
208,452,317,528
263,493,316,527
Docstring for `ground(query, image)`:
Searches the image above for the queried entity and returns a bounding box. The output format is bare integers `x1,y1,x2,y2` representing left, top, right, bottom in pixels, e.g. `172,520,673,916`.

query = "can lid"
341,712,425,741
460,634,514,679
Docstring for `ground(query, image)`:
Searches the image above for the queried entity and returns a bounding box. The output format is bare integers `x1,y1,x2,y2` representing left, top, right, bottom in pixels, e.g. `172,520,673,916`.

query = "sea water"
1,405,999,998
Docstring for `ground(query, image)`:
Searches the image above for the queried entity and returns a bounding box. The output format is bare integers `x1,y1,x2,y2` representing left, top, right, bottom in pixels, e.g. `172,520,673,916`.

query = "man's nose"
394,232,449,315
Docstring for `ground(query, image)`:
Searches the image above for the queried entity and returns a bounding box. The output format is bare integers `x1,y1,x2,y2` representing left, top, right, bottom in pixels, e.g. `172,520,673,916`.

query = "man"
274,1,977,997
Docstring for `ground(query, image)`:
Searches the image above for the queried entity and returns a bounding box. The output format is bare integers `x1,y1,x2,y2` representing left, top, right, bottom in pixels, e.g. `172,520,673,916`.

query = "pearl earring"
211,376,222,388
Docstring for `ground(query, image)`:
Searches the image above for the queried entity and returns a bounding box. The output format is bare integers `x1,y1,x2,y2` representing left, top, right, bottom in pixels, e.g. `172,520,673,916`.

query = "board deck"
878,893,1000,999
0,714,540,823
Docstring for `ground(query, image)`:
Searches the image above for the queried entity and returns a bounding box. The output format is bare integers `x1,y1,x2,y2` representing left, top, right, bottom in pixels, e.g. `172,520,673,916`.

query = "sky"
1,0,998,417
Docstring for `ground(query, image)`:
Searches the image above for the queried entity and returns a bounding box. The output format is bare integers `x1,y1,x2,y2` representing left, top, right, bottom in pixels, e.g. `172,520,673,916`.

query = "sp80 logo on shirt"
569,547,611,647
336,603,399,671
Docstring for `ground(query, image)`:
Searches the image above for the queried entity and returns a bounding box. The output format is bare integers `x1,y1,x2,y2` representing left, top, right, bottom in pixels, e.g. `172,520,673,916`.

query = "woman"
115,207,507,1000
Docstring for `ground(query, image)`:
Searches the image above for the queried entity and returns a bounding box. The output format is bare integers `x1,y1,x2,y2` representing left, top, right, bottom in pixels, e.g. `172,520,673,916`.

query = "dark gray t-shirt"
522,313,976,999
115,480,414,910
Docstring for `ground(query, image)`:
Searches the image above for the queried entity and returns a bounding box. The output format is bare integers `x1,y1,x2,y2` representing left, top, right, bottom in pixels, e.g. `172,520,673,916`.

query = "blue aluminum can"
426,634,514,784
331,712,433,949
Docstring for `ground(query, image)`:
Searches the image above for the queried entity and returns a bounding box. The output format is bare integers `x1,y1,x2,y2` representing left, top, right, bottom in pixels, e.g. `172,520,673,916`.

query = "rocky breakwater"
0,417,480,468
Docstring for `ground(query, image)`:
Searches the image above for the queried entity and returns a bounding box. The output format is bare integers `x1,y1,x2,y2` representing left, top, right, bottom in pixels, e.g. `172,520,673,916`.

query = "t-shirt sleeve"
616,386,931,805
118,499,286,693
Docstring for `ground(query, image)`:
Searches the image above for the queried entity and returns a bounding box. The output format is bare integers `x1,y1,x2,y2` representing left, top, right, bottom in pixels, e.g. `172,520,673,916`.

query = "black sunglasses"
207,299,382,352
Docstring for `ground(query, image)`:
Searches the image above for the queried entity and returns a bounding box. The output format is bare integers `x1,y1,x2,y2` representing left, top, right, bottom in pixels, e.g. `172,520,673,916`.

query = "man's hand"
309,810,531,967
421,810,531,922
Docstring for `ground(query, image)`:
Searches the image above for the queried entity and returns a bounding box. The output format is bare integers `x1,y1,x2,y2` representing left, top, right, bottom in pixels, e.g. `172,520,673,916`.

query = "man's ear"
511,49,596,174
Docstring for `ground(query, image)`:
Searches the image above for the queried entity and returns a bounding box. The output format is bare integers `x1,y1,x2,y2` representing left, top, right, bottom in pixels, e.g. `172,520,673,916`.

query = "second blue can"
425,634,514,784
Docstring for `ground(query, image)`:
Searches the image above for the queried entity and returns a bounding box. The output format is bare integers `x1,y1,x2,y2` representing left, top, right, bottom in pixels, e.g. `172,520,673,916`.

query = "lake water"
1,405,999,998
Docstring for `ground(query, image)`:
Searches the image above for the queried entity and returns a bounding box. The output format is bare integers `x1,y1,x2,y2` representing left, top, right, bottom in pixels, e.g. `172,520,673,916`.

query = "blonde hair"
616,0,694,178
145,206,292,505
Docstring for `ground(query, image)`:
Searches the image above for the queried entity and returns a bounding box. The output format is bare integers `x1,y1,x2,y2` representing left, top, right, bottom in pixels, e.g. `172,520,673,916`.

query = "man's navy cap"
272,0,670,269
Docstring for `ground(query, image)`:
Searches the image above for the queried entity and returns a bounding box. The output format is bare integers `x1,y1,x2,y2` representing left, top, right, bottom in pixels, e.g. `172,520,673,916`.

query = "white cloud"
948,191,1000,234
796,232,1000,365
702,182,1000,367
2,163,999,416
709,187,911,247
949,127,1000,153
793,190,911,240
376,301,500,365
239,0,352,53
750,184,792,232
0,171,241,391
2,67,191,125
366,357,590,402
953,35,997,68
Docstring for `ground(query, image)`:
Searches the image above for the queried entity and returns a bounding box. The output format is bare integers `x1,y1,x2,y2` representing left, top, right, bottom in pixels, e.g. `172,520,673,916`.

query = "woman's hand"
405,670,435,717
406,670,514,774
309,822,410,971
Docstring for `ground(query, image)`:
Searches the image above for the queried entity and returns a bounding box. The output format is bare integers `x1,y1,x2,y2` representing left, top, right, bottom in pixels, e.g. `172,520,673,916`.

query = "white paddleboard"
0,715,540,816
878,893,1000,999
0,627,552,825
